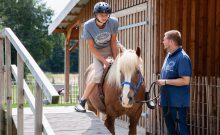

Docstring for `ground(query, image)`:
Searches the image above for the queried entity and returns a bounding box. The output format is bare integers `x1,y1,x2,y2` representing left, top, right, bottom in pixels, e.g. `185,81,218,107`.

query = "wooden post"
202,77,205,135
5,37,12,135
17,54,24,135
64,37,70,102
64,27,74,102
0,37,4,135
197,77,200,134
217,78,220,135
35,83,43,135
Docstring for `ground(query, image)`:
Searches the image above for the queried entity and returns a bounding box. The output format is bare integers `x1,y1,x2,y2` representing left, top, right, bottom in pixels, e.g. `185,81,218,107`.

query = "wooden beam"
64,38,70,102
64,26,73,102
5,37,12,135
68,12,80,16
66,19,80,32
61,20,74,24
0,37,4,135
69,41,79,53
17,54,24,135
35,83,43,135
70,29,79,39
53,28,66,33
63,19,80,101
11,65,55,135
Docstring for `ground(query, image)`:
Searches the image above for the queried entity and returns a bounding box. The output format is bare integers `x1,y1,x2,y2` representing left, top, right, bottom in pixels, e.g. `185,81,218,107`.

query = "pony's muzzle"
120,94,134,108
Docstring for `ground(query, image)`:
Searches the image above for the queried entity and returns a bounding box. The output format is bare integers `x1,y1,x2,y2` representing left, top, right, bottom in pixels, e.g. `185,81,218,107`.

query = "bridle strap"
121,71,143,95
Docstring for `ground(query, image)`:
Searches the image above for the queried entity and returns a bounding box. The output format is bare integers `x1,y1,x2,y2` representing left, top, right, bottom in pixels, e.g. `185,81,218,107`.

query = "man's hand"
156,79,166,86
103,60,110,69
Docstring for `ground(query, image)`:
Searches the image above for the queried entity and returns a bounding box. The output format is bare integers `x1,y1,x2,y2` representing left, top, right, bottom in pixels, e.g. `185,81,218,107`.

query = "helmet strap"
95,18,103,23
95,18,107,27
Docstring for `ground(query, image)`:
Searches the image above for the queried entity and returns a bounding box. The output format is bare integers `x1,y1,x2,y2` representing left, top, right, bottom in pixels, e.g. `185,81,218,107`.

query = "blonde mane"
106,49,142,88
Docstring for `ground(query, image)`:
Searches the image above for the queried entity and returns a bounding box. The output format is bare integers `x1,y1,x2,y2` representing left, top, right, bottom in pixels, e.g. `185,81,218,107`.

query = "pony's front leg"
104,115,115,135
128,108,142,135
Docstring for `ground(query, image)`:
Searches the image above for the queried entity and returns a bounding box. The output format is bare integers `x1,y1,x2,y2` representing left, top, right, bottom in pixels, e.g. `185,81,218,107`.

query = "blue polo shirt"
160,48,192,107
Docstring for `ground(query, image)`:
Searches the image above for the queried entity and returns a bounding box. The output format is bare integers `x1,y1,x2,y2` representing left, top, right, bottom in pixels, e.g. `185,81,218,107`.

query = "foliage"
40,33,65,72
0,0,54,64
0,0,79,73
40,36,79,73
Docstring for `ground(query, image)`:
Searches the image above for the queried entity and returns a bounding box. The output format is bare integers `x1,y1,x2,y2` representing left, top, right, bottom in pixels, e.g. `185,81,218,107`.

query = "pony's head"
107,47,144,108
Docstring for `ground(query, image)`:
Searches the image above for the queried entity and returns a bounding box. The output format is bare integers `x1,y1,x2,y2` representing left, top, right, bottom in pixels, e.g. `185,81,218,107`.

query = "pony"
85,47,145,135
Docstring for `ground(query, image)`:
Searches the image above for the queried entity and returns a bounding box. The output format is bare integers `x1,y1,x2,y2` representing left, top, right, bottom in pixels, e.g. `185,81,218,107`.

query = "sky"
42,0,71,20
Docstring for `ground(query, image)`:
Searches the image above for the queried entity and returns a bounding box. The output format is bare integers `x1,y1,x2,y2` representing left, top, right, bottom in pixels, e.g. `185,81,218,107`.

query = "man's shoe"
75,104,86,112
75,99,87,113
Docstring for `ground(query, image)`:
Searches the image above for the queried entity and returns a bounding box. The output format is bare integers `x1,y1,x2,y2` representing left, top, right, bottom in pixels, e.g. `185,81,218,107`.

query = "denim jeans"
162,107,189,135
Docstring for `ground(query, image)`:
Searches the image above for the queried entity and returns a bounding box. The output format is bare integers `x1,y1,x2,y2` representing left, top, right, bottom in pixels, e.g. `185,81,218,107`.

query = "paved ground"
12,106,146,135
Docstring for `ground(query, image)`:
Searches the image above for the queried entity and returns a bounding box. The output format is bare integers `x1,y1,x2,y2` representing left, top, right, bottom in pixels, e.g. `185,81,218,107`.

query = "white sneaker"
75,104,86,113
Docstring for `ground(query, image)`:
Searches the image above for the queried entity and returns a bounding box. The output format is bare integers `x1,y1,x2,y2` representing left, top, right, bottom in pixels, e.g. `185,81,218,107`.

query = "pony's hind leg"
104,115,115,135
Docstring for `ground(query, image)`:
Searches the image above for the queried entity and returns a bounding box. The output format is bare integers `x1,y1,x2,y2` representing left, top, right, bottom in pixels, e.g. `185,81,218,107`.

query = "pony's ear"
118,43,126,53
136,47,141,57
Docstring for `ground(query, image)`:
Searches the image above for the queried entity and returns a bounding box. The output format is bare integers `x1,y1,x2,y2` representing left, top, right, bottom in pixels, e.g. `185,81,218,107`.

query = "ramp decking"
12,106,146,135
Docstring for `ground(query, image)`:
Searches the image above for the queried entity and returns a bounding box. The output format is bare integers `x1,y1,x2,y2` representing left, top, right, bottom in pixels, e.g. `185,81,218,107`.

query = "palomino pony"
86,47,145,135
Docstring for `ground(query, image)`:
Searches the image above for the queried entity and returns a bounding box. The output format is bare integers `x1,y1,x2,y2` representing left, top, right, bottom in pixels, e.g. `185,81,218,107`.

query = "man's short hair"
165,30,182,46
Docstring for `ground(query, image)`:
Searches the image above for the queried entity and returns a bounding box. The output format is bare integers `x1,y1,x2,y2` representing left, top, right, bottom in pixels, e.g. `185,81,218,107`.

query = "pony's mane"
106,49,142,88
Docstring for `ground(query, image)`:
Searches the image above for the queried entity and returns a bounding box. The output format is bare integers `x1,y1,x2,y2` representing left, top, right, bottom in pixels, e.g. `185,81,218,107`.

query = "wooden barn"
49,0,220,134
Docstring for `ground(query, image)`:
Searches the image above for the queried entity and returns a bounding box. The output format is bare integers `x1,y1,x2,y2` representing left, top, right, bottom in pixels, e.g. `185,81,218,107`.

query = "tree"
0,0,79,73
41,37,79,73
40,33,65,73
0,0,54,65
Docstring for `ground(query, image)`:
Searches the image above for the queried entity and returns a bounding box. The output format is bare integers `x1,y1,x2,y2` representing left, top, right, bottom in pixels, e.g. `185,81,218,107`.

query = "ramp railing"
0,28,59,135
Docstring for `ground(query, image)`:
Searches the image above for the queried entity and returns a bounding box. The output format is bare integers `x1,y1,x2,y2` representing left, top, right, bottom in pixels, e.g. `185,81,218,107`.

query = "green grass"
10,73,79,109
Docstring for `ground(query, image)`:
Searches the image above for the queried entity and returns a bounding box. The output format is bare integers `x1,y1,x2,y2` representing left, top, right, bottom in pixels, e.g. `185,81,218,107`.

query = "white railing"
0,28,59,135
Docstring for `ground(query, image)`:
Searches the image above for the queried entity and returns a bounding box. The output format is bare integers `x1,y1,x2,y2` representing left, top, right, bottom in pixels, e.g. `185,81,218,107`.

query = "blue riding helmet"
93,2,112,14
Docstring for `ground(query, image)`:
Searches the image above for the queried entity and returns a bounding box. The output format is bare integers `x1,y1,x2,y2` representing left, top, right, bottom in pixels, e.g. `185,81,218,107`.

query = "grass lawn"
9,73,79,108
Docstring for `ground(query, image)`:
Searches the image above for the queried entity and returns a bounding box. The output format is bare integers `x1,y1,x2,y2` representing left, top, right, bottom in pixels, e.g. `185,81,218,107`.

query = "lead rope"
136,82,159,103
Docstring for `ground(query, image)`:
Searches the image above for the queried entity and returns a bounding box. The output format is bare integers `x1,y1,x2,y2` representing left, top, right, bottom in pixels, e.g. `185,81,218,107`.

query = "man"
156,30,192,135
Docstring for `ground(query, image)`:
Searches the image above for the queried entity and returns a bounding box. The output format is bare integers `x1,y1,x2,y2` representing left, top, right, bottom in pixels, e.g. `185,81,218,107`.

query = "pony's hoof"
75,105,86,113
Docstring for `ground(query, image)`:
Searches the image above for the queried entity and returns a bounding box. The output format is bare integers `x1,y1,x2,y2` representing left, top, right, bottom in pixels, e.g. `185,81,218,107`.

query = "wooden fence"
116,76,220,134
189,77,220,135
49,74,220,134
10,77,79,105
5,72,220,134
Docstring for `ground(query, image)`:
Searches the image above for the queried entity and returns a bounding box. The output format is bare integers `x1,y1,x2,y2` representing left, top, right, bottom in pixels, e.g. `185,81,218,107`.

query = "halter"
121,71,143,95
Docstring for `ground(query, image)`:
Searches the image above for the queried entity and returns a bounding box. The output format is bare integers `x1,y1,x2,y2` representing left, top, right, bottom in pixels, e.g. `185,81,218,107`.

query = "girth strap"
98,63,112,100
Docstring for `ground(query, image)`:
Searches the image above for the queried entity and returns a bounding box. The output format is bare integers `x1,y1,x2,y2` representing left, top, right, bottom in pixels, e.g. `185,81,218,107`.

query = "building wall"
155,0,220,77
78,0,153,131
77,0,220,133
78,0,153,93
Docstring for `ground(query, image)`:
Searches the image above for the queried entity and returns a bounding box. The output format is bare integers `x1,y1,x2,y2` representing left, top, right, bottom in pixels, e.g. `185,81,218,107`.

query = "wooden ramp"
12,106,111,135
12,106,146,135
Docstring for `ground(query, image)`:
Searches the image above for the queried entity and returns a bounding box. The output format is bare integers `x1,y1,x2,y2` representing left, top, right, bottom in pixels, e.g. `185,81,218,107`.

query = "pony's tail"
84,64,94,78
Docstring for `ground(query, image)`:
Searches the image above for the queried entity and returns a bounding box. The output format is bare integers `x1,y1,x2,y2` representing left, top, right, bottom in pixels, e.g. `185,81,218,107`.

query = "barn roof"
48,0,89,35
